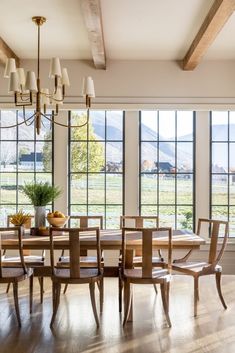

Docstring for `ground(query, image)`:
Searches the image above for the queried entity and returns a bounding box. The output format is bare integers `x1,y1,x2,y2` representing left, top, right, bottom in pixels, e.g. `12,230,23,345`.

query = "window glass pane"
211,111,228,141
88,142,105,172
90,111,105,140
106,174,122,204
229,143,235,172
70,205,87,216
18,173,35,203
211,206,228,222
177,176,193,204
106,142,122,172
36,117,52,141
0,205,17,226
88,174,105,204
177,142,193,173
141,142,157,172
212,143,228,173
177,206,193,230
211,175,228,205
71,142,87,173
0,173,16,204
177,111,193,141
106,111,123,140
230,207,235,237
0,111,17,140
159,176,175,204
36,142,51,172
106,205,122,229
230,175,235,205
159,142,175,167
18,111,35,140
229,112,235,141
71,110,88,140
36,173,52,184
159,111,175,140
70,174,87,205
18,142,34,172
0,142,17,172
141,174,158,205
158,206,175,227
141,111,158,141
141,205,158,217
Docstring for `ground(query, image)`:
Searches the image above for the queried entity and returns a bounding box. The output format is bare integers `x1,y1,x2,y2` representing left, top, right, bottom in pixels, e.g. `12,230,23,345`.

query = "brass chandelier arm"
0,115,35,129
42,109,90,128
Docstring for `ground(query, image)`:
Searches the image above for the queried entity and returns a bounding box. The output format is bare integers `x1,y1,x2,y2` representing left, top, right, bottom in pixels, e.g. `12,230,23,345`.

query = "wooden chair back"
0,226,27,277
121,227,172,278
120,216,159,229
69,216,103,229
49,227,102,278
7,215,34,229
197,218,229,265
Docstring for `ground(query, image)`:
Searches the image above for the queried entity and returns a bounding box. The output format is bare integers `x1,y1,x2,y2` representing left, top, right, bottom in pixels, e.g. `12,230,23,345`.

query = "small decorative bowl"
46,216,69,228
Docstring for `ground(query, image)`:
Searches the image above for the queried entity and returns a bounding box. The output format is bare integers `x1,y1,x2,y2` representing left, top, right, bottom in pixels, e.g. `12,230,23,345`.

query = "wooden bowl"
47,216,69,228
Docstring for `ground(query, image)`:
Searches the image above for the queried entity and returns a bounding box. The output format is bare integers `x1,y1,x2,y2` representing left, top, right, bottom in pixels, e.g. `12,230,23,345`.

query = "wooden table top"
0,229,205,250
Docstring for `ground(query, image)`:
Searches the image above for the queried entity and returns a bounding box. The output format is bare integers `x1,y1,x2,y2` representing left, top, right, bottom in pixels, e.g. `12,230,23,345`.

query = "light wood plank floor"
0,275,235,353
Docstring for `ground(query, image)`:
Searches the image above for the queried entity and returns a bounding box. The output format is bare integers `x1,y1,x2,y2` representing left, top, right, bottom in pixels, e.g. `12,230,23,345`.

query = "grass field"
0,172,234,233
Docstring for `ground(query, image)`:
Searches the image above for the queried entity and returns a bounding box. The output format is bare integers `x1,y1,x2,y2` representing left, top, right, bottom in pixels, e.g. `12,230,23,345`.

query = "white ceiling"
0,0,235,61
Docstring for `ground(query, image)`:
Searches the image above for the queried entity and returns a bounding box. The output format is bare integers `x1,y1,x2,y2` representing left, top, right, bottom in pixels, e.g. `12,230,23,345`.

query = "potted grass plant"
21,182,62,228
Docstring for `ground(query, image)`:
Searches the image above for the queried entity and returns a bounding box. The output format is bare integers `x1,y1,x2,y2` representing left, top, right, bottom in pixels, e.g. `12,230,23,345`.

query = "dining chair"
4,215,45,303
119,215,165,312
49,226,103,327
172,218,229,316
60,215,104,294
0,226,33,327
120,227,172,327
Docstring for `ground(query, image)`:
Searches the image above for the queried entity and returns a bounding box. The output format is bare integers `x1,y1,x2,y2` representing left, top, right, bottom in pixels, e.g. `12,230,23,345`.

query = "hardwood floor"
0,275,235,353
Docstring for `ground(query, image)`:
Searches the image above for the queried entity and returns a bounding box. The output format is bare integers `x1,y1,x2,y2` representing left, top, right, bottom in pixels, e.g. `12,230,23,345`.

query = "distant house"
154,162,175,173
19,152,43,170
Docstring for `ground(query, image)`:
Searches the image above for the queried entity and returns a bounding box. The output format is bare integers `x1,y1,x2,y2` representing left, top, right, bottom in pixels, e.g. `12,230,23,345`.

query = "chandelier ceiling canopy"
2,16,95,135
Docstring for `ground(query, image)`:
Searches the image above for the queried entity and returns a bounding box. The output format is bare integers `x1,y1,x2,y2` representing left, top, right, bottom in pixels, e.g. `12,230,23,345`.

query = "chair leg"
153,284,158,295
29,275,33,314
63,284,68,294
123,281,132,326
6,282,11,293
39,277,44,304
160,282,171,327
119,275,123,313
194,277,199,317
50,283,61,327
13,282,21,327
216,272,227,309
89,282,99,327
99,277,104,313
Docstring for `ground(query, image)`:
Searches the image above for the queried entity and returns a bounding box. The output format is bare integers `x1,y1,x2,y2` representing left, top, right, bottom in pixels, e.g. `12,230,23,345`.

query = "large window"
0,110,53,225
69,110,124,228
140,110,195,229
210,111,235,237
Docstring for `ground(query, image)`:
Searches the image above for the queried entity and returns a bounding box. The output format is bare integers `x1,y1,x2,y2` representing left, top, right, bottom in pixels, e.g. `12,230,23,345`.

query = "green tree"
71,113,104,177
180,211,193,230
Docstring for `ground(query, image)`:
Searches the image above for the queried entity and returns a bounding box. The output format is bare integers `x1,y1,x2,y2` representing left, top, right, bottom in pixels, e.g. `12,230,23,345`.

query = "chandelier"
3,16,95,135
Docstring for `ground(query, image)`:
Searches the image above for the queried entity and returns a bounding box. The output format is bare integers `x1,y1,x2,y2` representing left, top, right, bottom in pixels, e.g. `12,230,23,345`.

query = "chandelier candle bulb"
8,72,20,93
61,68,70,86
25,71,38,92
17,68,26,88
50,57,62,78
82,76,95,97
4,58,16,78
41,88,50,105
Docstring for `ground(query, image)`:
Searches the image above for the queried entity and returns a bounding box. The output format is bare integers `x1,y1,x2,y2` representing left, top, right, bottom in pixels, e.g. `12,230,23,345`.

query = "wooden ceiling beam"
81,0,106,69
183,0,235,70
0,37,20,67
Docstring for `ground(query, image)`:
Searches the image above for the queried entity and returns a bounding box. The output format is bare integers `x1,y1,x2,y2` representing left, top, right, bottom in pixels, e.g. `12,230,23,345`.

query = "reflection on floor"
0,275,235,353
